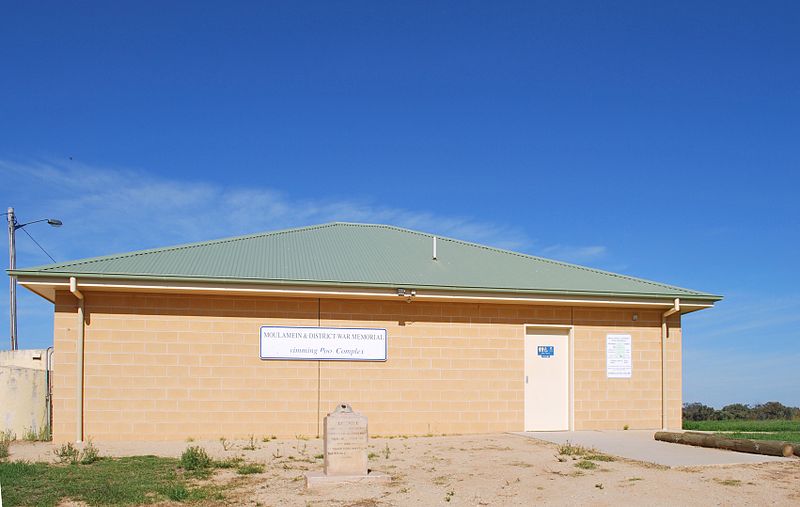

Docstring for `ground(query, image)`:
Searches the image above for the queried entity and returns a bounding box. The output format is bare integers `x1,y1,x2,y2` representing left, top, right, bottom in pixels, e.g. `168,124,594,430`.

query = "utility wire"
19,227,57,263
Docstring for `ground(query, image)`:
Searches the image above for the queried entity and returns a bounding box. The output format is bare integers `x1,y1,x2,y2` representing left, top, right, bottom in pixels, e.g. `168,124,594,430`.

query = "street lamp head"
47,219,63,227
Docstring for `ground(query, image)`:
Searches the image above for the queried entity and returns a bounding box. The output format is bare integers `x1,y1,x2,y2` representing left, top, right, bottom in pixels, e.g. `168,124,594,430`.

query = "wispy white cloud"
1,158,539,262
684,293,800,345
682,290,800,406
3,158,798,408
538,244,608,263
1,158,609,348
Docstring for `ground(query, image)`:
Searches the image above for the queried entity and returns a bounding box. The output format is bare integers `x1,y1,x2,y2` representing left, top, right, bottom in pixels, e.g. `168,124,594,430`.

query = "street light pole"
7,207,17,350
6,207,62,350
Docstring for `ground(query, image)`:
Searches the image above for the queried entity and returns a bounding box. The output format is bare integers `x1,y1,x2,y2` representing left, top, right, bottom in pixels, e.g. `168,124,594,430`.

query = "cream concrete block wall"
572,308,682,430
52,291,682,442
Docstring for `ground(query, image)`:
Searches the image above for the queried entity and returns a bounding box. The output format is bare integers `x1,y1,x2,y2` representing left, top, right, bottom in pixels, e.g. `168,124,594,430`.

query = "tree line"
683,401,800,421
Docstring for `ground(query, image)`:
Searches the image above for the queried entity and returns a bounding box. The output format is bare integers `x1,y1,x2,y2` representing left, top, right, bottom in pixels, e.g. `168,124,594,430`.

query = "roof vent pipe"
432,236,437,260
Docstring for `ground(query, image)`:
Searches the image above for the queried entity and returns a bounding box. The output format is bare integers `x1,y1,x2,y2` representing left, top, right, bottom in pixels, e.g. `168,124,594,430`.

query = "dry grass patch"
716,478,743,487
557,442,592,456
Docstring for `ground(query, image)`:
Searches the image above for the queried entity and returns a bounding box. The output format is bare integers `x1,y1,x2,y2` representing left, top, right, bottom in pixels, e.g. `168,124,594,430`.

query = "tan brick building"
12,223,720,442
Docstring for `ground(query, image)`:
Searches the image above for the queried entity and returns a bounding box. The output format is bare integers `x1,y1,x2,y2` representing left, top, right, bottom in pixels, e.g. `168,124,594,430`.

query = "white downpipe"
661,298,680,430
70,277,85,442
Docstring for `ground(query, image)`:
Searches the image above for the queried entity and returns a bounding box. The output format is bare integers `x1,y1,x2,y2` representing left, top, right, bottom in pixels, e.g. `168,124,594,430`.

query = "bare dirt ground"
8,433,800,506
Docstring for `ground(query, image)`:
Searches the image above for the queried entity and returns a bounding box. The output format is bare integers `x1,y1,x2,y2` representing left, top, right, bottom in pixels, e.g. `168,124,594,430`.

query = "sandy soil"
7,433,800,506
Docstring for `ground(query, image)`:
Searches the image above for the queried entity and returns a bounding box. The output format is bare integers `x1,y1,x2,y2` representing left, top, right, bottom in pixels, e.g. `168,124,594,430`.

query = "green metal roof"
9,222,721,301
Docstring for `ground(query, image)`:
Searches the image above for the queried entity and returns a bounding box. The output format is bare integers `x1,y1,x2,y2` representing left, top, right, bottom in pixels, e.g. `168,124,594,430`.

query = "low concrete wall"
0,349,48,371
0,349,49,438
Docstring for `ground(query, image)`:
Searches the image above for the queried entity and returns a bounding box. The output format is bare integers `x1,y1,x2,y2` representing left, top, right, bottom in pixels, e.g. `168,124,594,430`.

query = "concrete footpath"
517,430,795,467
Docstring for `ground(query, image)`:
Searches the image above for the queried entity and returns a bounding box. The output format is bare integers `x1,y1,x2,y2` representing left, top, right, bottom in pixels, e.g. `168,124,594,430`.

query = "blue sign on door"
537,345,554,358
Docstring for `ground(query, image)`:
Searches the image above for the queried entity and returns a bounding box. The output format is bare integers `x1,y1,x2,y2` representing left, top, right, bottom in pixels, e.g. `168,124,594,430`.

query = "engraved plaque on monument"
305,402,389,488
324,403,368,476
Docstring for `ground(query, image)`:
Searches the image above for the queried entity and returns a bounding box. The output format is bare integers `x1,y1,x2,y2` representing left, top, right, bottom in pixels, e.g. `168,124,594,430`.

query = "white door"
524,328,570,431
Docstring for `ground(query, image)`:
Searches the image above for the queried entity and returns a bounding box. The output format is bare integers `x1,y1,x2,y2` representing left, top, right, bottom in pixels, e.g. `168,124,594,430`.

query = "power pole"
7,206,17,350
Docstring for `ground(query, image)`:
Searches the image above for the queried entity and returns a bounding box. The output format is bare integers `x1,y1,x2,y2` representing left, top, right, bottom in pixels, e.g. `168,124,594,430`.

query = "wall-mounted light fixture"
397,288,416,302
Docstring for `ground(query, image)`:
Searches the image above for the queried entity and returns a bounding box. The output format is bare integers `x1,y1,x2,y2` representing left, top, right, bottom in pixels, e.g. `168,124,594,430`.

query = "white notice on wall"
260,326,387,361
606,334,632,378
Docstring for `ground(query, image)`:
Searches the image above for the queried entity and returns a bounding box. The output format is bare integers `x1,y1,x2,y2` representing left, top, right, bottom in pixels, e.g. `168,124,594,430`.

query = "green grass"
214,456,244,469
583,453,615,462
236,463,264,475
574,460,598,470
718,431,800,444
683,420,800,444
683,419,800,432
0,456,225,506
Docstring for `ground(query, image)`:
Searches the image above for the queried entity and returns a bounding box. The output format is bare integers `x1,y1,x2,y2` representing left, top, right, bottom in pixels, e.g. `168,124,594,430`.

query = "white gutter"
661,298,680,430
69,277,84,443
18,279,715,311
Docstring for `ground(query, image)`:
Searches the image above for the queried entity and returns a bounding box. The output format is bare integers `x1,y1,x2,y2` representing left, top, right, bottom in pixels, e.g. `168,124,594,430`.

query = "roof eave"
10,269,723,303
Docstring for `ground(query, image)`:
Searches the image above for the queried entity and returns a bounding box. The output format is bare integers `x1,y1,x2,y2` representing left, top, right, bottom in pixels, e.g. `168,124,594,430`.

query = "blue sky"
1,1,798,407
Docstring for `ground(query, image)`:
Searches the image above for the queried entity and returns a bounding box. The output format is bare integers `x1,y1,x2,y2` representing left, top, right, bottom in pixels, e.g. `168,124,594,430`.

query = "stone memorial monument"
305,402,389,488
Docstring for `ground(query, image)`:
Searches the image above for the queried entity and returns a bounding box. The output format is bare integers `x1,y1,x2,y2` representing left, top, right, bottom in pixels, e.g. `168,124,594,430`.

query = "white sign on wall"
606,334,632,378
260,326,387,361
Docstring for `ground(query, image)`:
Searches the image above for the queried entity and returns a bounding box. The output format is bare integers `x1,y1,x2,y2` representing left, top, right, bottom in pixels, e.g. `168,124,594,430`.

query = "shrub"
719,403,751,420
181,445,212,470
557,442,590,456
0,430,14,459
683,402,720,421
53,440,101,465
243,434,257,451
752,402,796,420
683,401,800,422
80,439,100,464
54,442,80,464
21,426,51,442
38,426,51,442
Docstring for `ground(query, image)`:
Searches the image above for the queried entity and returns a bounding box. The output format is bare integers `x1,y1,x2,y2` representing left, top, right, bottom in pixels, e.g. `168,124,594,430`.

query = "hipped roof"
10,222,721,302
